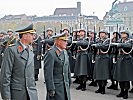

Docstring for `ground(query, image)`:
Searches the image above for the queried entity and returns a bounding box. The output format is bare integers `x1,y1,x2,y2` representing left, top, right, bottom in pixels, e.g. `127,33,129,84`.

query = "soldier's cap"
46,28,53,32
99,29,108,34
120,30,129,34
7,29,13,33
62,28,69,32
79,28,86,32
52,32,68,41
0,31,7,35
15,24,36,34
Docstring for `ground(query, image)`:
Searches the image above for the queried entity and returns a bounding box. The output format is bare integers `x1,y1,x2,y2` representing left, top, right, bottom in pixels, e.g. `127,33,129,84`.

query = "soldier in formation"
32,33,42,81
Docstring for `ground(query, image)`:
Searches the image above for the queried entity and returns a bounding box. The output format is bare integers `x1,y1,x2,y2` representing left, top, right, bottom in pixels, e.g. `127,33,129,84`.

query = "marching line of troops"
0,24,133,100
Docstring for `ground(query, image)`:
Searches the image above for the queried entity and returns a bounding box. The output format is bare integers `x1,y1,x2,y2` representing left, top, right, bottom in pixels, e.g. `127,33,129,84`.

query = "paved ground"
0,68,133,100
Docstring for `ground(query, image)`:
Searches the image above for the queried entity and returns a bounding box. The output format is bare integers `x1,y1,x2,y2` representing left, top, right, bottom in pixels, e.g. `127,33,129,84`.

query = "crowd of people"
0,23,133,100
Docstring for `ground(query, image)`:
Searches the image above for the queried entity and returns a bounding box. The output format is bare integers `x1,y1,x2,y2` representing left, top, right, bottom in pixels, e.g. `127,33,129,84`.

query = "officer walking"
0,24,38,100
44,32,71,100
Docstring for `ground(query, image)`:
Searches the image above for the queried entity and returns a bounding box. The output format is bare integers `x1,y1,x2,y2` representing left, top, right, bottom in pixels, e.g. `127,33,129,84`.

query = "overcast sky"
0,0,132,20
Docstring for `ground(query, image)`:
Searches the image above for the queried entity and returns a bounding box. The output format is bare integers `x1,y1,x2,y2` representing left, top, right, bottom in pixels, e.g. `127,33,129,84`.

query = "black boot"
116,89,124,98
89,80,97,87
95,86,102,93
114,84,118,90
101,86,105,94
123,90,128,99
73,77,80,84
76,84,82,90
81,81,86,91
35,74,38,81
129,88,133,93
107,84,115,89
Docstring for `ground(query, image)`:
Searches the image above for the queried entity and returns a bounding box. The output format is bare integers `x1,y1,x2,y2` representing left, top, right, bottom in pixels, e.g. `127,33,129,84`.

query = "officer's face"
56,39,68,50
25,33,35,44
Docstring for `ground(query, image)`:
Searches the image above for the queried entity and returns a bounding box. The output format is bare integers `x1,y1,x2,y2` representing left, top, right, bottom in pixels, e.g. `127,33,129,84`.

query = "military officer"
0,24,38,100
44,32,71,100
93,30,110,94
32,34,42,81
113,30,133,99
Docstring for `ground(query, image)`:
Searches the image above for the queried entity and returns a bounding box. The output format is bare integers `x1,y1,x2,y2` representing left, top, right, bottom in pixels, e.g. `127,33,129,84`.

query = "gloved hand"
48,90,55,97
37,55,41,60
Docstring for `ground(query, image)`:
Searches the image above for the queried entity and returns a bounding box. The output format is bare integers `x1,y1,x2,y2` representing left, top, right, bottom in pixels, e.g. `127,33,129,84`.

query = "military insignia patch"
17,45,23,52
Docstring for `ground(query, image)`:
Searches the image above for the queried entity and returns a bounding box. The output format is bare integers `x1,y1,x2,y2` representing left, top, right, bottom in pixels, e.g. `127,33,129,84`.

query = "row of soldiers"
1,26,133,99
41,27,133,99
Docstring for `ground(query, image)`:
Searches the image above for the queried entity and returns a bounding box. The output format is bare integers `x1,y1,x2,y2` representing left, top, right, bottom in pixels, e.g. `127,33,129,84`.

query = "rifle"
60,23,62,33
92,26,97,63
42,25,46,56
113,24,119,63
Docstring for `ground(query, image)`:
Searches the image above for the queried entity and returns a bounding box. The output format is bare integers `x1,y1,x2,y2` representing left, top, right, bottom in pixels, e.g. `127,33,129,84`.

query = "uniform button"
63,73,64,75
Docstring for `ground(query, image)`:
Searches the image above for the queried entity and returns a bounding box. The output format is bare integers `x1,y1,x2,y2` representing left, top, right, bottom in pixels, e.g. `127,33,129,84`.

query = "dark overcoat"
44,45,71,100
74,39,91,76
113,40,133,81
93,38,110,80
33,36,42,70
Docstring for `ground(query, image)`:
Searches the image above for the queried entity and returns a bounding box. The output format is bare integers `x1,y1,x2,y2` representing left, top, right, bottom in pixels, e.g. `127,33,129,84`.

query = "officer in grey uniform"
113,30,133,99
0,24,38,100
44,32,71,100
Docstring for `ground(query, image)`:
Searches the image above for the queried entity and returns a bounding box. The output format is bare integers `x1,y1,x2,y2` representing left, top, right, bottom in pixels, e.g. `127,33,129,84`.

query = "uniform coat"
93,38,110,80
74,39,91,76
0,41,38,100
44,45,71,100
113,40,133,81
33,36,42,74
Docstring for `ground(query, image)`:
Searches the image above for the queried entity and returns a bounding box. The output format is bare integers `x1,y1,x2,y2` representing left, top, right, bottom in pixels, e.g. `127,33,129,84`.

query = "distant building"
53,2,81,16
104,0,133,33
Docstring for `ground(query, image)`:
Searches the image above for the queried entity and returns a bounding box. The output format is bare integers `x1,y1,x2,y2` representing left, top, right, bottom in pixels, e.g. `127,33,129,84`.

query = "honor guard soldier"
74,29,90,91
32,33,42,81
92,30,110,94
42,28,54,55
44,32,71,100
107,32,120,90
63,28,75,73
0,31,7,68
0,24,38,100
87,30,97,87
2,29,17,48
113,30,133,99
